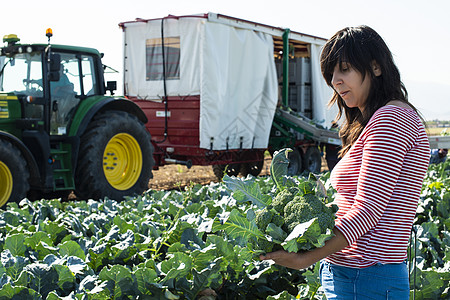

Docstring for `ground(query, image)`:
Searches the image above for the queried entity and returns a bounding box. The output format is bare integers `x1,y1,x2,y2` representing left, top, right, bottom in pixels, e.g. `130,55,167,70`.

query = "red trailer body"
129,95,265,172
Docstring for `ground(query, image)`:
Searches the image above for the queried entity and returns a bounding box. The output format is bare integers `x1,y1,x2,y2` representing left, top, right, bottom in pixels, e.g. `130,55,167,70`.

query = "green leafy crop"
223,148,337,256
0,149,447,299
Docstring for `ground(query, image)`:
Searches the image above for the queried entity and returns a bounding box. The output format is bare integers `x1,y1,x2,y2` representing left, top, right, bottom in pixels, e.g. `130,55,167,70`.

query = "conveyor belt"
278,109,341,145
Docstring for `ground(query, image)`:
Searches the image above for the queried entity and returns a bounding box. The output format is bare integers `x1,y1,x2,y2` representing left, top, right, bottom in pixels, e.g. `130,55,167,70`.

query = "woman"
260,26,430,299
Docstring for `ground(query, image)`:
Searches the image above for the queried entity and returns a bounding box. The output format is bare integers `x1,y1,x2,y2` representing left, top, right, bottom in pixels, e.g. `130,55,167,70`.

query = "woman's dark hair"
320,25,419,156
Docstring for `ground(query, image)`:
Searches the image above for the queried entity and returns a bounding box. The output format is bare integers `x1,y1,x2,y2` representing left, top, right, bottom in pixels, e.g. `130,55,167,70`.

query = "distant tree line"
426,120,450,127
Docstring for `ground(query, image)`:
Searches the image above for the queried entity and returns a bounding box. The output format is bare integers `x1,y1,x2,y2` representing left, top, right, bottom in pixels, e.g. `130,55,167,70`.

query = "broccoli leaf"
282,218,334,252
189,258,224,298
53,264,76,294
58,240,86,260
0,283,40,299
98,265,135,298
270,148,292,191
297,262,322,299
212,209,265,244
309,173,328,198
266,223,287,243
24,263,59,299
223,175,271,208
134,267,158,295
4,234,26,257
158,252,193,284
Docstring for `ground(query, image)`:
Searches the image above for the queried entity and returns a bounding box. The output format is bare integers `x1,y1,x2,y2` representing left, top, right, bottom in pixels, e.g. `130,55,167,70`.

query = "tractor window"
59,54,80,95
0,52,43,98
81,55,98,96
146,37,180,81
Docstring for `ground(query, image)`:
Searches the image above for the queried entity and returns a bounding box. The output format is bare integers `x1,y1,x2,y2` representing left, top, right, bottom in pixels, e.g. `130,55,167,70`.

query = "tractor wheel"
304,146,322,174
75,111,154,200
212,163,241,180
0,140,30,207
287,148,302,175
240,159,264,177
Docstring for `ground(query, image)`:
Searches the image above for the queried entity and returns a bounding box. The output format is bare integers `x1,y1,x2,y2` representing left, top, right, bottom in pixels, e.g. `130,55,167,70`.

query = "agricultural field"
426,126,449,136
0,154,448,299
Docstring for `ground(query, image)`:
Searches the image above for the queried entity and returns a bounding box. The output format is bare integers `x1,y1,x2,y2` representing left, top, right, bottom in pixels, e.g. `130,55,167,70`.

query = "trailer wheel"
240,159,264,177
0,140,30,207
304,146,322,174
287,148,302,175
75,111,154,200
212,163,241,180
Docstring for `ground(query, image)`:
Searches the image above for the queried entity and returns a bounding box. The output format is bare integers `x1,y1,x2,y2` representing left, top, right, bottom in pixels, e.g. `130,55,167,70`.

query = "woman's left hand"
259,250,314,270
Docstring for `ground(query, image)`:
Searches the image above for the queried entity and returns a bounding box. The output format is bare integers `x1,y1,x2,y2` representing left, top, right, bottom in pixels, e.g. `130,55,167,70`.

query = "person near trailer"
260,25,430,299
324,121,341,171
430,148,448,164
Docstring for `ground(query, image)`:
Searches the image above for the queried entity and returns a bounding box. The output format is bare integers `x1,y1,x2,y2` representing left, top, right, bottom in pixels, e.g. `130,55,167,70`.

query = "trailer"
119,13,339,179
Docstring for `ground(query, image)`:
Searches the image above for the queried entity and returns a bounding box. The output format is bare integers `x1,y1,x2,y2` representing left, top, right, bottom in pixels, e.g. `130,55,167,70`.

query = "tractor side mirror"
106,81,117,95
48,53,61,82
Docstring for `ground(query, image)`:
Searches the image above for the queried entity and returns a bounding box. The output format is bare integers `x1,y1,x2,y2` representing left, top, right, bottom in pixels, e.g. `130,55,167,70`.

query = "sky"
1,0,449,120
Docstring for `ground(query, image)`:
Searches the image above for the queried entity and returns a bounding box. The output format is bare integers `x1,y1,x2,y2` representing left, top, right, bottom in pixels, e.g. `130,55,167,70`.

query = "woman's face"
331,62,372,112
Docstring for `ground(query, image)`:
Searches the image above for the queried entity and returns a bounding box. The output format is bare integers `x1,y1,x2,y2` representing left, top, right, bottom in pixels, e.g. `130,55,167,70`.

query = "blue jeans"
319,260,409,300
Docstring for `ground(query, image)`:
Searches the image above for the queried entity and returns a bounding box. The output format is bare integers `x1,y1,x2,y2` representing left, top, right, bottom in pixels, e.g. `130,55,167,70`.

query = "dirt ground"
147,157,273,191
147,156,328,191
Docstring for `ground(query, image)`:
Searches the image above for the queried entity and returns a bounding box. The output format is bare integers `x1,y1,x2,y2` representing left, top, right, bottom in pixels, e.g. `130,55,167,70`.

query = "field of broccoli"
0,149,448,299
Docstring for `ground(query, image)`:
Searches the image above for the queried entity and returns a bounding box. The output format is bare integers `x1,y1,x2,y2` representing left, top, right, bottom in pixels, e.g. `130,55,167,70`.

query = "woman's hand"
260,228,349,270
259,250,314,270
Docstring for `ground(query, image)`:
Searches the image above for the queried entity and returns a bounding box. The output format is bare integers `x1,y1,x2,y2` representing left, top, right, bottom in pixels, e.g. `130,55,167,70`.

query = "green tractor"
0,29,154,207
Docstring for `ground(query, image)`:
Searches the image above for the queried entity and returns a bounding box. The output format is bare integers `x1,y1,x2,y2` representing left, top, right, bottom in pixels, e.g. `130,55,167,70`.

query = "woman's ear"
371,60,382,76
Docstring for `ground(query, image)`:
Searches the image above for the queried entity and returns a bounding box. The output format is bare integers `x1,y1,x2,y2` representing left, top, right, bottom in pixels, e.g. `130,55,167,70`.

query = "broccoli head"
255,207,274,231
255,206,285,231
283,194,336,234
271,187,300,215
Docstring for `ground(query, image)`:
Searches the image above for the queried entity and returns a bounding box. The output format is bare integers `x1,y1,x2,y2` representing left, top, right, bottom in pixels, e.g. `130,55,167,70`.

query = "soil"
147,157,273,191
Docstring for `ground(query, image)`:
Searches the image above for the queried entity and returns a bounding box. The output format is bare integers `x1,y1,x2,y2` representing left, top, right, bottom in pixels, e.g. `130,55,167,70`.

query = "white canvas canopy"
122,13,334,150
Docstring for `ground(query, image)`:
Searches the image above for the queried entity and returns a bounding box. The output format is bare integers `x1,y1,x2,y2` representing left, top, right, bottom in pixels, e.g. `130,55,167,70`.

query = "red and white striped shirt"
326,105,430,268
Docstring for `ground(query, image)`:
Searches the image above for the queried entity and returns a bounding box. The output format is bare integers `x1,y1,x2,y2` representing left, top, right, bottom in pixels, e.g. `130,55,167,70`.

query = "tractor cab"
1,30,105,137
0,29,149,204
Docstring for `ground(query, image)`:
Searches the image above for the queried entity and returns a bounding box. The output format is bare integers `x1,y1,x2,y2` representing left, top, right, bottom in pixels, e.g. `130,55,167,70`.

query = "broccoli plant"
220,148,338,256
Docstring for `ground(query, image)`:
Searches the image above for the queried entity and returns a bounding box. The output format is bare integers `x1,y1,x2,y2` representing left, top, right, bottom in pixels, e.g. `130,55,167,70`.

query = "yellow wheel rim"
0,161,13,207
103,133,143,190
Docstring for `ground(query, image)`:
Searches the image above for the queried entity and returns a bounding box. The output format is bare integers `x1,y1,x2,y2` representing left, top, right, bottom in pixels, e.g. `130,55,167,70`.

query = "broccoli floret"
255,207,274,231
271,213,284,227
271,187,300,215
303,194,323,213
283,194,337,234
255,206,285,231
283,198,312,232
329,203,339,214
317,212,334,232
